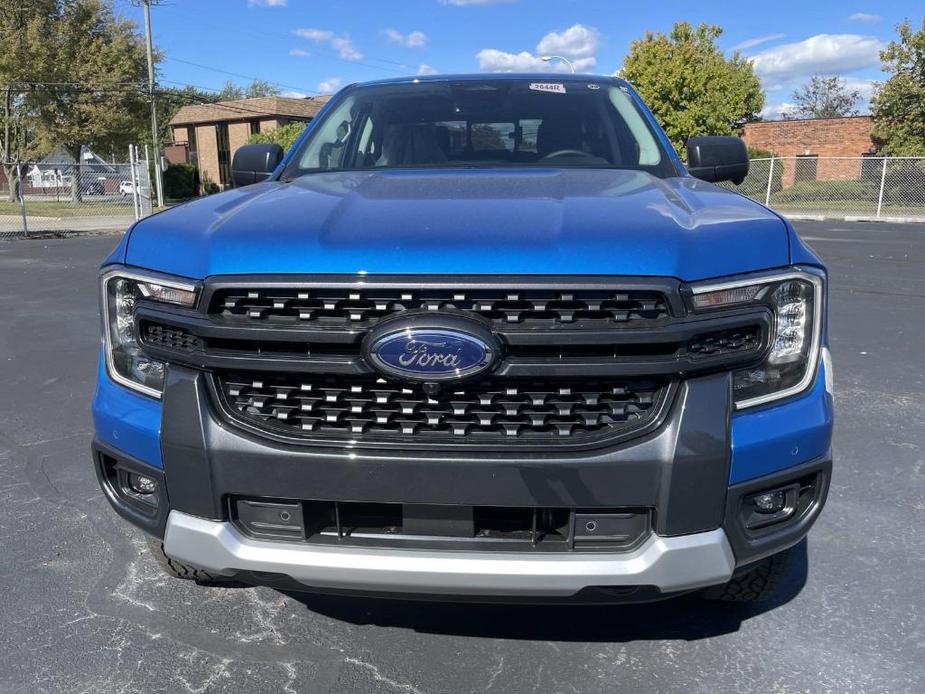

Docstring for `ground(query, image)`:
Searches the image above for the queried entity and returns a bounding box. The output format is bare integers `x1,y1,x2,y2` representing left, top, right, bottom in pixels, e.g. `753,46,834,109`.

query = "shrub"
772,180,875,203
737,153,783,198
248,121,308,152
883,159,925,206
163,164,197,199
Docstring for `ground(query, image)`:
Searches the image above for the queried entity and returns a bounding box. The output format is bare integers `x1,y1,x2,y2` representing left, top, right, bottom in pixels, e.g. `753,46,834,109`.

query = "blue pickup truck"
92,74,833,603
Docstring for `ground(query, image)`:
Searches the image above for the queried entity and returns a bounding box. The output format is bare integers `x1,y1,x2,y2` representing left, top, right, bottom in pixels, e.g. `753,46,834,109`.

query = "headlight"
100,269,198,398
691,268,825,409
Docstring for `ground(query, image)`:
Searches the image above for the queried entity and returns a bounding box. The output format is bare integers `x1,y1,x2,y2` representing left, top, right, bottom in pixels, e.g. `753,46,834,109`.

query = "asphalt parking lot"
1,221,923,694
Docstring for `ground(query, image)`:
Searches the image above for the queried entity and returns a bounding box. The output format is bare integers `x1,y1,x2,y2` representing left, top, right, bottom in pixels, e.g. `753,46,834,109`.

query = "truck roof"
346,72,632,91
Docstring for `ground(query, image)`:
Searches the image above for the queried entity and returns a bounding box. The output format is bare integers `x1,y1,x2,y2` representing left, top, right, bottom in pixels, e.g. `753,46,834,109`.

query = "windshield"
281,79,678,179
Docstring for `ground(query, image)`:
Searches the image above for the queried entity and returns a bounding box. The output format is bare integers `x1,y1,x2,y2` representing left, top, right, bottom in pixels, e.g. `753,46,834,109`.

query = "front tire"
701,544,797,602
145,535,221,582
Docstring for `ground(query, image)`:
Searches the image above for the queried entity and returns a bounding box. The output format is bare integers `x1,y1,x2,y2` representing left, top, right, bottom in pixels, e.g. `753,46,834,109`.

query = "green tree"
215,79,281,101
621,22,764,155
216,81,244,101
247,120,307,152
25,0,151,202
245,79,282,98
790,75,861,119
0,1,56,201
872,18,925,155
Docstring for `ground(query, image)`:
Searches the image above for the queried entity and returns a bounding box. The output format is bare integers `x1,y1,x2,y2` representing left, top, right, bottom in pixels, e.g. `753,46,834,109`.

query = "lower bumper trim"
164,510,735,597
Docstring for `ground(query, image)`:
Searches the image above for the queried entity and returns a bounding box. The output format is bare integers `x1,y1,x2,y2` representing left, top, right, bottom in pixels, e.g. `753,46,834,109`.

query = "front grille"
217,373,668,443
138,276,768,449
212,286,670,327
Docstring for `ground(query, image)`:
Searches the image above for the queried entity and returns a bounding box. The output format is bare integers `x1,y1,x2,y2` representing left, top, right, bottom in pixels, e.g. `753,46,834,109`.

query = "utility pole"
141,0,164,208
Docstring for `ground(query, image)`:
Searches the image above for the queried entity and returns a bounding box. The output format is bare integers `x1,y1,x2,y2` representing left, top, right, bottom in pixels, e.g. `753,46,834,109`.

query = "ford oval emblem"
365,321,499,382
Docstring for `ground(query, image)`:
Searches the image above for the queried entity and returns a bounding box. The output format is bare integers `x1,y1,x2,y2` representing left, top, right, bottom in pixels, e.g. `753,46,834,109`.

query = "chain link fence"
724,156,925,222
0,154,152,239
4,153,923,238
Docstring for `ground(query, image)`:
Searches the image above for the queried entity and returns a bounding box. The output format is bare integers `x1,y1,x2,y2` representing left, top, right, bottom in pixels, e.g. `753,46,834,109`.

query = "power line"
156,80,327,119
165,57,320,96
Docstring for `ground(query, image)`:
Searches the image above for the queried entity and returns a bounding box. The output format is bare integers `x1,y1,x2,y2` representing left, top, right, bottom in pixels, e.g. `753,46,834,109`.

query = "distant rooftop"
169,95,331,126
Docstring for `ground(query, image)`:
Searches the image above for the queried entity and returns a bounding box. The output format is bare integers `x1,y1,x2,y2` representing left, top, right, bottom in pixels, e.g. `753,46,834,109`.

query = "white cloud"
730,33,786,52
417,64,439,75
440,0,516,5
849,12,881,23
294,28,333,42
281,90,308,98
385,29,428,48
294,29,364,61
477,23,599,73
748,34,883,84
317,77,343,93
248,0,287,6
331,36,363,61
760,100,799,120
840,76,877,98
289,48,309,57
536,24,599,60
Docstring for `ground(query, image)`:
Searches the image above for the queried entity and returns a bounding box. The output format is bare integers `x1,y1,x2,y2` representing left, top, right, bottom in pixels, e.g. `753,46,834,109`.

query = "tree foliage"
1,1,151,201
621,22,764,155
789,75,861,119
29,2,149,156
247,121,307,152
214,79,282,101
872,18,925,155
0,1,55,199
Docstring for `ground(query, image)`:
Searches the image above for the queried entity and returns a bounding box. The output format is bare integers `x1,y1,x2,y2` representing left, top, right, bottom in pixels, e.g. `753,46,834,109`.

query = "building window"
250,121,261,136
187,126,199,166
216,123,231,187
794,154,818,183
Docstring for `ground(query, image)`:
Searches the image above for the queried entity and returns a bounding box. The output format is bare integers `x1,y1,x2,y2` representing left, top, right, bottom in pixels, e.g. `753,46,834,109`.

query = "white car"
119,181,135,196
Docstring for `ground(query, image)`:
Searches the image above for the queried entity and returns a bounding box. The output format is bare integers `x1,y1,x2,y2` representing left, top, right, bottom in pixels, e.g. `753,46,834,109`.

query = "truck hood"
124,168,790,281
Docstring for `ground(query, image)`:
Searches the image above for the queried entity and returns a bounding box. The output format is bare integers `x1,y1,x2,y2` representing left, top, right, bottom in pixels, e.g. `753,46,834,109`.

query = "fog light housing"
743,483,799,530
128,473,157,495
753,490,786,514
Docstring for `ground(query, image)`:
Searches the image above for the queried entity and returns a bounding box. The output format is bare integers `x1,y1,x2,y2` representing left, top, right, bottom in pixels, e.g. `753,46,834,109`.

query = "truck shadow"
278,540,808,643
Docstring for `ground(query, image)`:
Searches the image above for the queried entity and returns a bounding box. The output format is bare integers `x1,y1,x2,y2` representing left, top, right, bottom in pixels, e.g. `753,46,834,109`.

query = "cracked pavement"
0,222,923,693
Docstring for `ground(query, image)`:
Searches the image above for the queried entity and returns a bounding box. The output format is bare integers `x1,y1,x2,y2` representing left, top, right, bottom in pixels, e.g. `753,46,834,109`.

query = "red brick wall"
740,117,876,187
164,143,189,166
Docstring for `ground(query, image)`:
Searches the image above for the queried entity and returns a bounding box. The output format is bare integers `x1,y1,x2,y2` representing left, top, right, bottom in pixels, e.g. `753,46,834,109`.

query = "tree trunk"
68,144,82,204
2,164,18,202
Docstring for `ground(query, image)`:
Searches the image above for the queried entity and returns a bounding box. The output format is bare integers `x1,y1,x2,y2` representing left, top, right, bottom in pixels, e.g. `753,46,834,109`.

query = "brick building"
739,116,877,187
168,95,330,190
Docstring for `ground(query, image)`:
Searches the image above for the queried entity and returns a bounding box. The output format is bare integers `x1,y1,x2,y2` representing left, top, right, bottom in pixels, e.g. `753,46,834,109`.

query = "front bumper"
92,352,833,599
165,511,735,597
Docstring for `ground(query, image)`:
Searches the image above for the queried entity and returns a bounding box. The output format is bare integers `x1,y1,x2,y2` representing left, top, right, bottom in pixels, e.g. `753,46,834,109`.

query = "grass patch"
0,200,134,217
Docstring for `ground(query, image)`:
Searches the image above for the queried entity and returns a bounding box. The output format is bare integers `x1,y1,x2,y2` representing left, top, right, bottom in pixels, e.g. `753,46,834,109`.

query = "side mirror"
231,143,284,188
686,136,749,185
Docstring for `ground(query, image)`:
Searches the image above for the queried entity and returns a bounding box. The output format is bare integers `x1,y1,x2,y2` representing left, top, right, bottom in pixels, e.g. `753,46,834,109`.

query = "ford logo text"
366,327,497,382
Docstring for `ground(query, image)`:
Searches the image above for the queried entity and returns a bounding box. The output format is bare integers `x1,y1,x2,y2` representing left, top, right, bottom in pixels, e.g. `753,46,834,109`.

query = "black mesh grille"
217,373,667,442
143,323,204,353
688,326,761,357
212,287,670,327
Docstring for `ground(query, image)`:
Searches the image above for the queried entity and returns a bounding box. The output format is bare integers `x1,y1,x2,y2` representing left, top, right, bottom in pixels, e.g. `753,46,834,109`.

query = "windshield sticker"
529,82,566,94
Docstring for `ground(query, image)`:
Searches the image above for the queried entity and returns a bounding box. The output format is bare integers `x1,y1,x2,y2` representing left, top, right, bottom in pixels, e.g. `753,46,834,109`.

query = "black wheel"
701,544,796,602
145,535,221,582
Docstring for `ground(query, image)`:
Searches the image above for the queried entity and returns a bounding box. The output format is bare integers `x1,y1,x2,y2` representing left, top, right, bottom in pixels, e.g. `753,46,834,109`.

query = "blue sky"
116,0,922,119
